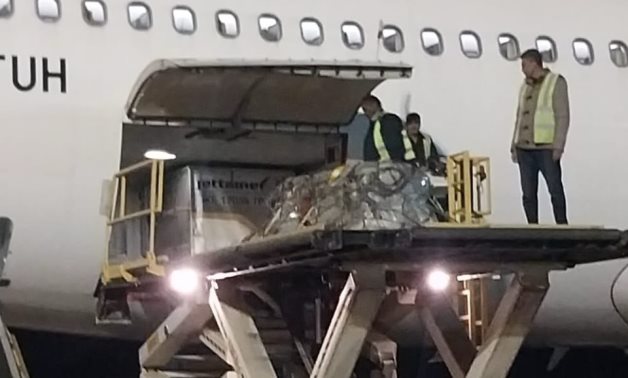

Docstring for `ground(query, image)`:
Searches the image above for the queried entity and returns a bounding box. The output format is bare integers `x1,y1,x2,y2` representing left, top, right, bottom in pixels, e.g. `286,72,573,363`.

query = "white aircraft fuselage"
1,0,628,347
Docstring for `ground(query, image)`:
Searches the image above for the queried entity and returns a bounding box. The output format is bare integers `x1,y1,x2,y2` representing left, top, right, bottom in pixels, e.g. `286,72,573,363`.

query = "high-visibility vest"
373,119,416,161
416,132,433,161
517,72,560,144
405,132,433,164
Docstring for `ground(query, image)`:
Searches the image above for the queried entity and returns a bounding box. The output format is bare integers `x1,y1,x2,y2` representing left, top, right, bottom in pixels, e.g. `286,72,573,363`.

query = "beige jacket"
511,69,570,152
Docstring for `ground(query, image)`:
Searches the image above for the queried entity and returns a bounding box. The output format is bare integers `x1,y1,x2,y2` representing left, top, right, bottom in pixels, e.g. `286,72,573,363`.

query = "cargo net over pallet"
263,160,437,234
263,152,490,235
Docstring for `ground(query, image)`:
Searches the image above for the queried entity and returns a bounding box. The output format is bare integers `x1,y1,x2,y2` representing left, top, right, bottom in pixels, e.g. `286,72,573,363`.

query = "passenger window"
572,39,594,65
0,0,13,18
460,31,482,58
82,0,106,26
498,33,520,61
300,18,323,45
381,25,404,53
535,36,557,63
421,28,443,56
609,41,628,67
258,14,282,42
216,10,239,38
128,2,152,30
341,22,364,49
37,0,60,21
172,6,195,34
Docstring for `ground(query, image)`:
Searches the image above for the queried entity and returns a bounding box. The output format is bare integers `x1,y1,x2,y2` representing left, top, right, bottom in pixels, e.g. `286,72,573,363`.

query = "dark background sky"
11,329,628,378
13,329,140,378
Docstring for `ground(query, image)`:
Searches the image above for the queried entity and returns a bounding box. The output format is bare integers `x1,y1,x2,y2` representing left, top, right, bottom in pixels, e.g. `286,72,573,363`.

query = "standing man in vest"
511,49,570,224
405,112,443,172
361,95,415,162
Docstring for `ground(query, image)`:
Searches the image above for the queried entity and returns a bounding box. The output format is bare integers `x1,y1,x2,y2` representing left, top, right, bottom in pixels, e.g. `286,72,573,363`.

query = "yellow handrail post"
101,159,166,284
445,151,491,224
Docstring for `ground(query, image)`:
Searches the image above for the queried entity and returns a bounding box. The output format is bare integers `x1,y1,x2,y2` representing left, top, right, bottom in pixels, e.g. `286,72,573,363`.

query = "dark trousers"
516,148,568,224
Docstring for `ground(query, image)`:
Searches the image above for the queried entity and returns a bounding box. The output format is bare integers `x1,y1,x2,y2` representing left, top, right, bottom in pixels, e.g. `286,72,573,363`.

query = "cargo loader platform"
131,224,628,378
179,225,628,278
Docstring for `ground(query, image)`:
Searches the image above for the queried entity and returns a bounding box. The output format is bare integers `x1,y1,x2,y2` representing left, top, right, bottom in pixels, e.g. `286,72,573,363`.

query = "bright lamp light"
426,269,450,292
144,149,176,160
169,268,200,295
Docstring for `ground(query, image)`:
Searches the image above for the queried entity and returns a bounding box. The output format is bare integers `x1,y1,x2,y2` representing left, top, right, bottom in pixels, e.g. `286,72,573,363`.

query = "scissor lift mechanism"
134,226,628,378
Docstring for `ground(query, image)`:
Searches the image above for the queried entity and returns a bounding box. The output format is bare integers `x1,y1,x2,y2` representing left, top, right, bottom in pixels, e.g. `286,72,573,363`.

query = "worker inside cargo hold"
404,112,446,176
360,95,416,163
358,94,446,176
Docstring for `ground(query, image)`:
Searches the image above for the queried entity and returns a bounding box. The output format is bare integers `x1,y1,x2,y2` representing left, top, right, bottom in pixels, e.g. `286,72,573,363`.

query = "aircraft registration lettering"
0,55,66,93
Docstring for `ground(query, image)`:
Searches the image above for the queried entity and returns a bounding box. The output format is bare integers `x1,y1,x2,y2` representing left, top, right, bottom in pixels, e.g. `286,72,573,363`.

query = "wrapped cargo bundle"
263,160,435,235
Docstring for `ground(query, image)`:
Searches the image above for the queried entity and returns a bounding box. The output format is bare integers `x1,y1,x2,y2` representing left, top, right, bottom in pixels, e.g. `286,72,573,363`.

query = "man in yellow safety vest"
405,112,443,172
511,49,570,224
361,95,415,162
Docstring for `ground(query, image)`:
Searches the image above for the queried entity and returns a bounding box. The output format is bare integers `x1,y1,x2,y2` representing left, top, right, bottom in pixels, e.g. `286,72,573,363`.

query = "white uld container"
155,165,292,261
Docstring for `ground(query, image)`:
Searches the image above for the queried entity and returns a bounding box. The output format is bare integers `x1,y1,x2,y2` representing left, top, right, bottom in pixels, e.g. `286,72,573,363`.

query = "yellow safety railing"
101,160,166,284
446,151,491,224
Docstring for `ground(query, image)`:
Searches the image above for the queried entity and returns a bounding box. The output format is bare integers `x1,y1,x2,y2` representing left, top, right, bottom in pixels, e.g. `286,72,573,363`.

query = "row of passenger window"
2,0,628,68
